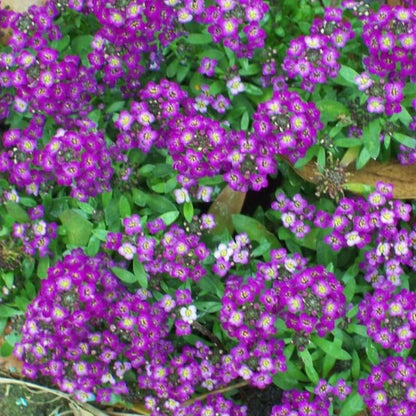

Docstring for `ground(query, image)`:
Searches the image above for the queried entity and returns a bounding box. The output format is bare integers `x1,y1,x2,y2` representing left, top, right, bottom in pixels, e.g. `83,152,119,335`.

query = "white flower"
118,242,136,260
180,305,197,324
214,243,233,260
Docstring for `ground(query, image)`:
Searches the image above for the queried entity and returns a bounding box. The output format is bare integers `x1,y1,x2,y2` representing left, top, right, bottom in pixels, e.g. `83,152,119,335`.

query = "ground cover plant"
0,0,416,415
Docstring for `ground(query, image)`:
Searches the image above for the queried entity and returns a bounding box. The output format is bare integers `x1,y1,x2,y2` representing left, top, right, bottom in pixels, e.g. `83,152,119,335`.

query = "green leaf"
362,119,381,159
232,214,280,248
71,34,93,55
315,100,349,123
351,350,360,380
198,49,224,60
333,138,362,147
118,195,131,218
77,201,95,215
298,349,319,384
185,33,212,45
335,65,360,86
86,236,100,257
245,83,263,96
37,256,50,279
5,202,29,222
311,335,351,360
393,132,416,148
317,147,326,169
166,59,179,78
0,305,23,318
293,144,319,169
241,111,249,130
365,339,379,365
50,34,70,52
273,360,307,389
106,101,126,113
177,65,190,83
1,271,13,289
133,256,148,289
183,201,194,223
322,353,336,378
339,392,364,416
356,147,371,169
239,63,260,76
59,209,93,246
111,267,137,284
159,211,179,226
105,197,120,230
133,190,177,214
342,262,358,303
87,108,102,125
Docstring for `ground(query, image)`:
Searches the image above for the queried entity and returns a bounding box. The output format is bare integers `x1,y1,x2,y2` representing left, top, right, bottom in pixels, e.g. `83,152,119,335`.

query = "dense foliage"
0,0,416,415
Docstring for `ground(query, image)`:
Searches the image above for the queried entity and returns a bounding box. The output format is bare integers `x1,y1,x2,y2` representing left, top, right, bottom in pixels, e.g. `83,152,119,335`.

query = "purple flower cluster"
270,390,331,416
195,0,269,58
0,120,114,200
358,356,416,416
278,265,346,339
174,394,247,416
283,7,354,92
354,72,405,116
221,274,286,389
251,87,323,164
14,249,171,403
114,79,306,192
212,233,251,277
271,193,315,239
358,285,416,352
0,3,98,124
88,0,180,91
316,183,414,287
11,204,57,257
361,5,416,81
105,215,211,282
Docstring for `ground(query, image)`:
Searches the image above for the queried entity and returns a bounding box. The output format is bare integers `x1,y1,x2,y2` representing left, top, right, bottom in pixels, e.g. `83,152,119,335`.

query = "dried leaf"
294,160,416,199
208,186,246,235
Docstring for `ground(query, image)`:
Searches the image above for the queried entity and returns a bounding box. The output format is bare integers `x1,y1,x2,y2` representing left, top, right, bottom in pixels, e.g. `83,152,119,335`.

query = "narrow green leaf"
311,335,351,360
356,147,371,169
133,257,148,289
183,201,194,223
118,195,131,218
111,267,137,284
393,132,416,148
0,305,23,318
365,339,379,365
299,349,319,384
241,111,249,130
351,350,360,380
185,33,212,45
245,83,263,96
362,119,381,159
166,59,179,78
322,353,337,378
37,256,50,279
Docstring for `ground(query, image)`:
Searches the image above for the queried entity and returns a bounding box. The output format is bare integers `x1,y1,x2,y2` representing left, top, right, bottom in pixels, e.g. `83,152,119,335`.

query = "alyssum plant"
0,0,416,415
